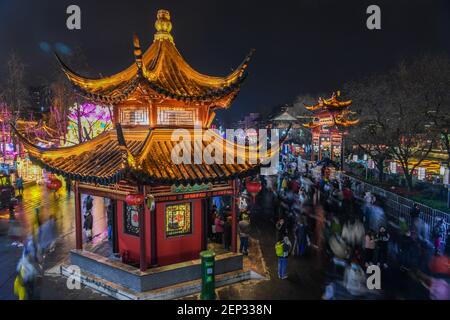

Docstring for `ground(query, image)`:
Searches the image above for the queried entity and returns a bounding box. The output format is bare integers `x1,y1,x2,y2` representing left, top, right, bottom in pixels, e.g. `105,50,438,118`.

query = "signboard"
390,162,397,174
353,155,358,162
368,159,375,169
440,165,447,176
154,189,234,203
418,167,426,181
165,202,192,238
171,183,213,194
363,154,368,161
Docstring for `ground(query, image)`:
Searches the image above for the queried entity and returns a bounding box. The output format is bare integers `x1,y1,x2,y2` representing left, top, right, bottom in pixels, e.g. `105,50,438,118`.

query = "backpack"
275,241,284,257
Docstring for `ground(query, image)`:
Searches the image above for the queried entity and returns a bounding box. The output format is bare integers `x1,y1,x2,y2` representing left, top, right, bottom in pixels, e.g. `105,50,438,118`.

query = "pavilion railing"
341,173,449,243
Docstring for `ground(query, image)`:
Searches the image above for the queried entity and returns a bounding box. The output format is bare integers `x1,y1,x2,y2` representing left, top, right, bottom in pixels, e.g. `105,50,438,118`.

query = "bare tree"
344,57,444,190
344,75,393,182
1,52,29,122
407,55,450,167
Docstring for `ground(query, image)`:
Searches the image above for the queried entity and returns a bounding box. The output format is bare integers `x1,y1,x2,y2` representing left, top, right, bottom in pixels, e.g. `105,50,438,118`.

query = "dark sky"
0,0,449,124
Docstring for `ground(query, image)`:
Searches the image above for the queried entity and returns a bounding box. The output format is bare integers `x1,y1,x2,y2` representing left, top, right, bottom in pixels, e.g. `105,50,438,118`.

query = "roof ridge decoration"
133,33,144,73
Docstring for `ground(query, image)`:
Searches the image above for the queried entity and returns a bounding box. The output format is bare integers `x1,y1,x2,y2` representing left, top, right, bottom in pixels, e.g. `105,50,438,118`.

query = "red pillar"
150,204,157,266
74,182,82,250
139,187,147,272
231,179,238,253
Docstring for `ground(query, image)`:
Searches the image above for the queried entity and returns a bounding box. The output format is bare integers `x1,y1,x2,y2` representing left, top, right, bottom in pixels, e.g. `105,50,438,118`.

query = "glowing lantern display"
47,178,62,191
126,194,144,206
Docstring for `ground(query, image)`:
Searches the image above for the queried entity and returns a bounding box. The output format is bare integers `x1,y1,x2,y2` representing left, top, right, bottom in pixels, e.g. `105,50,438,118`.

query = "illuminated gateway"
14,10,266,292
303,91,359,162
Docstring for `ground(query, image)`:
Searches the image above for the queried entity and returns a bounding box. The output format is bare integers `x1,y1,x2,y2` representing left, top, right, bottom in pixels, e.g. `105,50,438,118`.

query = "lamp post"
444,167,450,209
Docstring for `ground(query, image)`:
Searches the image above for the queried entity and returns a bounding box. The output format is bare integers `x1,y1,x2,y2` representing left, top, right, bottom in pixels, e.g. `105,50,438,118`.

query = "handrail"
341,172,449,243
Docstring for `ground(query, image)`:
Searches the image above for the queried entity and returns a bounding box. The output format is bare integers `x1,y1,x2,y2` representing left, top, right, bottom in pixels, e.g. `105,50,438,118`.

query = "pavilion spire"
154,9,174,43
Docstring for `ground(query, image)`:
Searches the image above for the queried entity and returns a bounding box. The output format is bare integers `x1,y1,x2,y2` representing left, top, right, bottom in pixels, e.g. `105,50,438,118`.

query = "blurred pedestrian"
238,214,250,255
376,226,390,268
276,217,288,242
38,214,56,255
432,219,446,255
223,215,232,251
364,229,376,267
83,211,93,242
294,216,308,256
8,214,24,247
16,236,41,299
15,176,24,196
107,203,114,241
343,258,366,296
214,214,224,244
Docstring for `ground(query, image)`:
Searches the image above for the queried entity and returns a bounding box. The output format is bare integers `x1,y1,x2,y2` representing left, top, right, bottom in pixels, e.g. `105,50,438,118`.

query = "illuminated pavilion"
303,91,359,162
13,10,269,293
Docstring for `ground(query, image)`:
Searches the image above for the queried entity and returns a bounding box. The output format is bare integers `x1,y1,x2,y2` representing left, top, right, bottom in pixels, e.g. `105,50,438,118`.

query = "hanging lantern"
146,195,155,211
126,194,144,206
429,255,450,275
46,178,62,191
246,180,262,202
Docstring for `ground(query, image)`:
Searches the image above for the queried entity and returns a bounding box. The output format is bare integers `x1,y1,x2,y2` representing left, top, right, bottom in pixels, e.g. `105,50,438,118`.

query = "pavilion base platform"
61,249,263,300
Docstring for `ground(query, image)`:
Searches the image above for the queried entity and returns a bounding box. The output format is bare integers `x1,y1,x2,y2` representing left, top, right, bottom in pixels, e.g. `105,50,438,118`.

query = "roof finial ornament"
133,33,143,71
154,9,174,43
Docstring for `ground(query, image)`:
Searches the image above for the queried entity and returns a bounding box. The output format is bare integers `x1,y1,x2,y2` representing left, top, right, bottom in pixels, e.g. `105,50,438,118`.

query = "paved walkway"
0,183,436,300
0,184,109,300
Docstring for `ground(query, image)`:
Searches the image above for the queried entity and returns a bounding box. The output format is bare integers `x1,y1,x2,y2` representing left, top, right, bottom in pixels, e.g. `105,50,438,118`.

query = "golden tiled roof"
13,125,271,186
57,9,254,106
304,91,352,112
303,91,359,129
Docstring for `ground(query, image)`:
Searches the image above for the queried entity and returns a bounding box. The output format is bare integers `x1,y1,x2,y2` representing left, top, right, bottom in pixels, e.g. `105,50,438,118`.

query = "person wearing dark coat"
294,218,308,256
223,215,232,251
83,212,93,242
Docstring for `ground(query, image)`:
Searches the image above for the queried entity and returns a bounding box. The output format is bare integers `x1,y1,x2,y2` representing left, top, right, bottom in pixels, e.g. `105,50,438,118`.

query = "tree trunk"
377,161,384,183
76,105,83,144
404,172,414,191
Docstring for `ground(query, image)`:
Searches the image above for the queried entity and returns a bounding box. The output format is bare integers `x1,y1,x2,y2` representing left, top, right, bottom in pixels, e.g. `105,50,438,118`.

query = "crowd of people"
254,153,450,299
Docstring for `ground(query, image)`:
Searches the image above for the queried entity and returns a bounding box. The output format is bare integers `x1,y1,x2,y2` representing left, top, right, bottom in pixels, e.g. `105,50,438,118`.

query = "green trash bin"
200,250,216,300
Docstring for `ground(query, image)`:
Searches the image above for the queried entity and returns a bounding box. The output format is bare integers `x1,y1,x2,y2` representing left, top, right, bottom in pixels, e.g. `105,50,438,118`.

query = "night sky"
0,0,449,124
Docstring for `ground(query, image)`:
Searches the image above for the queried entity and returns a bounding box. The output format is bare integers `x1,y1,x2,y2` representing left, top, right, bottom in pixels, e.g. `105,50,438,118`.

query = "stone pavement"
0,184,110,300
0,183,435,300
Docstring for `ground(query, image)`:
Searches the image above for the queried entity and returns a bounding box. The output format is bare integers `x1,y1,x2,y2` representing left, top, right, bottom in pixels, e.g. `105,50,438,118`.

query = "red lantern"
125,194,144,206
429,255,450,275
246,180,262,202
47,179,62,191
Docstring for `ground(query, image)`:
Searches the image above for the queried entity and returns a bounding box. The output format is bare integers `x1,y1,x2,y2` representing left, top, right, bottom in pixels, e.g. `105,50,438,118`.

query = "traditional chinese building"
303,91,358,162
13,10,268,293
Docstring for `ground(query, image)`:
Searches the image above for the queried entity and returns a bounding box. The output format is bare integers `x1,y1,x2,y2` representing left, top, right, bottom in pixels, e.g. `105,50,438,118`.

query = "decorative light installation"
65,103,113,146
